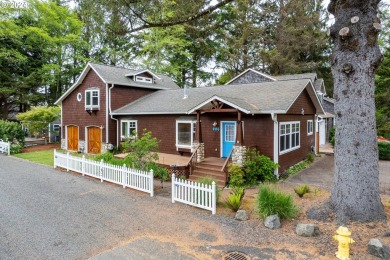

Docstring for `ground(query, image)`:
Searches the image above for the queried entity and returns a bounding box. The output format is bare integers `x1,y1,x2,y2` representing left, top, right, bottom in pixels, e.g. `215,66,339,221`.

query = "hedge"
379,142,390,160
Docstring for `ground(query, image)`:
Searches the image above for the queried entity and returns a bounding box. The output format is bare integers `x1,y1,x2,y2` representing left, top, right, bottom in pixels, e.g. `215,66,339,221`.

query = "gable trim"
187,95,251,115
125,69,161,80
54,63,107,105
285,80,325,115
225,68,277,85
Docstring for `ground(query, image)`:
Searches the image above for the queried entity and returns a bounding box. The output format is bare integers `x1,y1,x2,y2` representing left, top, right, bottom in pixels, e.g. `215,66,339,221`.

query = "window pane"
295,133,300,146
286,124,291,134
92,96,98,105
280,136,285,151
86,91,91,105
281,125,285,135
225,125,235,142
121,122,128,136
286,135,290,149
178,123,191,145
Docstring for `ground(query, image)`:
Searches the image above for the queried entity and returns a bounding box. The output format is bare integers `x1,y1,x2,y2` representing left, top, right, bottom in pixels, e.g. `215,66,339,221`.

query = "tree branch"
127,0,235,33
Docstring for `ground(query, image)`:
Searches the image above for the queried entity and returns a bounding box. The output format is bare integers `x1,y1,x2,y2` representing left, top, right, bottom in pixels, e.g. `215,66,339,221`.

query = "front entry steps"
188,157,227,188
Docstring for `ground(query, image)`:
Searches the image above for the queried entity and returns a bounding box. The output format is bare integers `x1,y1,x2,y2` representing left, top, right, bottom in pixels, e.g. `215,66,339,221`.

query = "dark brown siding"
62,69,106,141
287,88,316,115
110,86,155,111
278,114,316,172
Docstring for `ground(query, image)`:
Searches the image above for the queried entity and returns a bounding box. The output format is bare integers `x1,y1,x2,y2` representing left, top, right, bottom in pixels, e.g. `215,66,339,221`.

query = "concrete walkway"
284,154,390,194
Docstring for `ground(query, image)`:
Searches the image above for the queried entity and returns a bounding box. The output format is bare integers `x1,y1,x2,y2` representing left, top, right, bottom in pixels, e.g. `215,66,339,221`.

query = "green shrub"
329,127,336,147
94,152,124,166
256,184,299,219
228,164,245,187
378,142,390,160
285,160,310,175
10,143,23,154
232,186,245,200
0,120,25,146
244,148,279,185
197,177,221,204
306,152,315,163
225,193,242,212
294,184,310,198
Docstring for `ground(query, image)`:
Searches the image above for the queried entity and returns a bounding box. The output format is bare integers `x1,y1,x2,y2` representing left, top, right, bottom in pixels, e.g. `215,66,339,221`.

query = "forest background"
0,0,389,138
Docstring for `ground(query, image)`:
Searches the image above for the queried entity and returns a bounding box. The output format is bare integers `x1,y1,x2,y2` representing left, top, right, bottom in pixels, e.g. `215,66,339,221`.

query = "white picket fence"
0,140,10,155
53,149,154,196
171,174,217,214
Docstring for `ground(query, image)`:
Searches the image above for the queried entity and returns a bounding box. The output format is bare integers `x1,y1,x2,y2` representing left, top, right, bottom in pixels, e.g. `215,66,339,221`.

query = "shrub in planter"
256,184,299,219
378,142,390,160
228,164,245,187
244,148,279,185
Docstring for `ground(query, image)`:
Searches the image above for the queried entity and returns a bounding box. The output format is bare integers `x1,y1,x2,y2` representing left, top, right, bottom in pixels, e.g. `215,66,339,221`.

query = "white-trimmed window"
280,122,300,153
85,89,99,109
307,120,313,135
135,76,153,84
121,120,137,139
176,120,196,149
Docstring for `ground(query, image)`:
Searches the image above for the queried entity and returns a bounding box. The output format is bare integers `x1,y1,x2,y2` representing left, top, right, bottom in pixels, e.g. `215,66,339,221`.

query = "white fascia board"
54,63,107,105
105,81,170,90
125,69,161,80
187,95,251,114
111,111,187,116
225,68,277,85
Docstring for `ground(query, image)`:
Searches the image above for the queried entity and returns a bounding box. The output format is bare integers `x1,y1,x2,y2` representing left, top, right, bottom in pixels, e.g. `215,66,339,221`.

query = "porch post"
195,110,202,143
236,111,244,145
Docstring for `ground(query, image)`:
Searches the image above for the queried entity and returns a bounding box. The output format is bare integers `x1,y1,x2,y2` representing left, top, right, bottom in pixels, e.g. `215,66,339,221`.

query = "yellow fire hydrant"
333,226,355,260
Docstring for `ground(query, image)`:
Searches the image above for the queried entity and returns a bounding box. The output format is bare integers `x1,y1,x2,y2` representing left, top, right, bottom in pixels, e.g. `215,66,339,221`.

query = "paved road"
0,155,320,259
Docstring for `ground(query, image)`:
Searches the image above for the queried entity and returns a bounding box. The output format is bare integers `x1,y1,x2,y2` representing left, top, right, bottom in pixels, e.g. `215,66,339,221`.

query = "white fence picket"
171,174,216,214
53,149,154,196
0,140,10,155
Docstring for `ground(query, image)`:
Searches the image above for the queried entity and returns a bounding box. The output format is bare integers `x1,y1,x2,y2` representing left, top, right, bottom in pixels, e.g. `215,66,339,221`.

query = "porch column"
236,111,244,145
195,110,202,143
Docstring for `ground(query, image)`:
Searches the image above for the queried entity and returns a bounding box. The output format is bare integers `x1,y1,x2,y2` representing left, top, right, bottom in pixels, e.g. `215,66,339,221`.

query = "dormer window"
85,89,99,110
135,76,153,84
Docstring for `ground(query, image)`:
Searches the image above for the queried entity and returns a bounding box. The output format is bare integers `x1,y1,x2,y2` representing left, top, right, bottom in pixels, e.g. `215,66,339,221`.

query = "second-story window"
85,89,99,109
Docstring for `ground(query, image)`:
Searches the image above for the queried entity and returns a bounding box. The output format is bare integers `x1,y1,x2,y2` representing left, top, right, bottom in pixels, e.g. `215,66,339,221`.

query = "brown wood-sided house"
55,64,326,182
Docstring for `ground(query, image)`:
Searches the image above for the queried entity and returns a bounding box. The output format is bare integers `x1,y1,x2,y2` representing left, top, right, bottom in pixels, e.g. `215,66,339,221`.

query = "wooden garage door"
67,126,78,151
88,127,101,154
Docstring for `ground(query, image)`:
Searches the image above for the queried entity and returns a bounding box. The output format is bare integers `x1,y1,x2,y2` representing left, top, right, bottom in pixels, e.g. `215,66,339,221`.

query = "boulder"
235,210,248,221
368,239,390,259
264,215,281,229
296,223,319,237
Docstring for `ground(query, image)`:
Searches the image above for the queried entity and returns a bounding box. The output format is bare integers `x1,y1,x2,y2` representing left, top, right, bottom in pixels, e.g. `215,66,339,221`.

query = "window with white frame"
135,76,153,83
176,120,196,148
121,120,137,138
280,122,300,153
85,89,99,109
307,120,313,135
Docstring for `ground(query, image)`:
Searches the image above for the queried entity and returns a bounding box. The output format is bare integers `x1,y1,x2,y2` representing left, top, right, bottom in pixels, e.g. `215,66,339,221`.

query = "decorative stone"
235,210,248,221
78,140,85,153
61,139,66,149
264,215,281,229
296,224,319,237
368,239,390,259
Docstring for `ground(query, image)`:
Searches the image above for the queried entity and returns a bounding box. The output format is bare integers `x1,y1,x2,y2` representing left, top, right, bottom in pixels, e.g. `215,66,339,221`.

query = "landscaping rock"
235,210,248,221
368,239,390,259
264,215,281,229
296,224,319,237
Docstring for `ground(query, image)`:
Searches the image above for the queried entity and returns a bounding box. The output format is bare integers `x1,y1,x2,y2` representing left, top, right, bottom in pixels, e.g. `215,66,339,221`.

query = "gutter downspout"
108,84,119,147
271,113,279,178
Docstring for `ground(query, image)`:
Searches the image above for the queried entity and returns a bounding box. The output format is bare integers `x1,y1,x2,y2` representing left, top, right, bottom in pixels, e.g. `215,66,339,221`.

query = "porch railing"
221,147,234,184
187,144,201,176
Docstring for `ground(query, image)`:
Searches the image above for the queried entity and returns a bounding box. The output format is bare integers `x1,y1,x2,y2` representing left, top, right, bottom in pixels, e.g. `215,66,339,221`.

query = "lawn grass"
13,149,54,166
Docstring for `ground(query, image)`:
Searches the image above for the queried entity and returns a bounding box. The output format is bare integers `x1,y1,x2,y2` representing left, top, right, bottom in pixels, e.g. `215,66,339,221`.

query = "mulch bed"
22,143,60,152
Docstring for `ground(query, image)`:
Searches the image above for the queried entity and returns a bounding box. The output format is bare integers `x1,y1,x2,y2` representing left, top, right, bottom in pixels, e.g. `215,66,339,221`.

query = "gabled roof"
112,79,325,116
54,63,178,105
125,69,161,79
225,68,277,85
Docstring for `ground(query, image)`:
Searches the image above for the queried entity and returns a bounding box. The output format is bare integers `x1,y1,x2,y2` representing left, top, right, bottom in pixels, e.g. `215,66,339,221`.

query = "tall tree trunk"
328,0,386,222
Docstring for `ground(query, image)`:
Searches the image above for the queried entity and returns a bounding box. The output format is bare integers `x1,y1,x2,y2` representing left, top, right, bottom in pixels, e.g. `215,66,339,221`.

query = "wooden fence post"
149,169,154,197
66,152,70,172
171,173,176,203
212,181,216,215
82,155,85,176
100,159,104,182
122,164,126,188
53,149,57,168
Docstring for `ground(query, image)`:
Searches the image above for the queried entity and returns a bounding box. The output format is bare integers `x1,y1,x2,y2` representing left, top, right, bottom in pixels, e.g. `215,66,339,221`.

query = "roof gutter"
109,84,119,147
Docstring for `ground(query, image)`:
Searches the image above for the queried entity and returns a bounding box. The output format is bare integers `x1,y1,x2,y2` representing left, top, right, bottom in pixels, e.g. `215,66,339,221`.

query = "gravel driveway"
1,154,328,259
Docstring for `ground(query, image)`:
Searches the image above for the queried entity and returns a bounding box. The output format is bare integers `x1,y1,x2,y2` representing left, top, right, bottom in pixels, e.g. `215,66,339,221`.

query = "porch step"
189,166,227,188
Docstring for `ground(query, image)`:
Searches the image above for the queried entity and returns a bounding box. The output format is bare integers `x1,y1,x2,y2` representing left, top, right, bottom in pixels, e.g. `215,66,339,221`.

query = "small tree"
16,106,60,137
0,120,25,145
121,129,159,171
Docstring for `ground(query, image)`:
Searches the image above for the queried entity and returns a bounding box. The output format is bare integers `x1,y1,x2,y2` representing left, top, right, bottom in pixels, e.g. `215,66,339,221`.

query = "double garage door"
67,126,101,154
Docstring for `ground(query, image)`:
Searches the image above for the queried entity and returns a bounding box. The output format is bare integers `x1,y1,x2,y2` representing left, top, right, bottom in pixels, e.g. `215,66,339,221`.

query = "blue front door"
222,122,236,157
